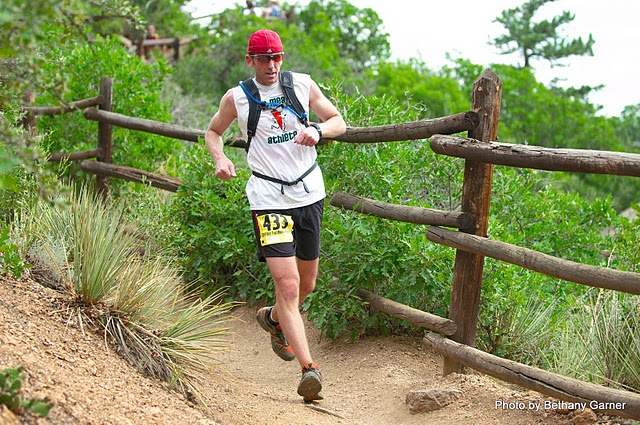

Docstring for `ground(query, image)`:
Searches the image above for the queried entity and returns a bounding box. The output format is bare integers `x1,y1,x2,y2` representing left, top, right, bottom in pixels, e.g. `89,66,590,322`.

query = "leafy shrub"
0,366,52,417
0,226,30,278
165,143,273,303
306,88,462,339
608,203,640,272
34,33,183,188
476,166,621,363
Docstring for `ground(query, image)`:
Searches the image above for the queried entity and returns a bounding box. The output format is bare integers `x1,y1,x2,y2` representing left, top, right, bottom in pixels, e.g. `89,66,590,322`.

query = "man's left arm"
294,80,346,147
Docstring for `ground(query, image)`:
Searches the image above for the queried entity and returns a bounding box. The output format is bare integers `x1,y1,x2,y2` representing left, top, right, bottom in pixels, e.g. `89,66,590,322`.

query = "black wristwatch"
310,123,323,139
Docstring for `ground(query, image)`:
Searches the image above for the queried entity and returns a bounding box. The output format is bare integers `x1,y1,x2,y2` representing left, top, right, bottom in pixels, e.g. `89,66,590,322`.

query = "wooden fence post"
173,37,180,62
23,90,37,136
96,77,113,200
443,69,502,375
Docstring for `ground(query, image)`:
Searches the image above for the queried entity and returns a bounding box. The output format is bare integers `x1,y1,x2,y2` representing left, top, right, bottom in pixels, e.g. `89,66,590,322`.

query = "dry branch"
304,405,346,419
80,161,184,192
24,95,104,116
334,112,479,144
430,135,640,177
424,333,640,420
426,226,640,295
330,192,473,229
357,289,456,335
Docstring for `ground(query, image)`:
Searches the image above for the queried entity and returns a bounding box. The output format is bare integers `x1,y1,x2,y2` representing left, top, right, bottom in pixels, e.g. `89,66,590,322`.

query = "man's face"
246,53,284,86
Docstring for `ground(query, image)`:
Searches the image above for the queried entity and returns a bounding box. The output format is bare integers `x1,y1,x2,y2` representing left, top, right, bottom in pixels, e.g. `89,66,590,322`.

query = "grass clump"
19,185,235,402
545,289,640,392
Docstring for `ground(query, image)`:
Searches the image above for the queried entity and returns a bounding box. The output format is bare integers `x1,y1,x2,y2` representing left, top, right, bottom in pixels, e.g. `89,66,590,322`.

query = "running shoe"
256,306,296,361
297,362,323,402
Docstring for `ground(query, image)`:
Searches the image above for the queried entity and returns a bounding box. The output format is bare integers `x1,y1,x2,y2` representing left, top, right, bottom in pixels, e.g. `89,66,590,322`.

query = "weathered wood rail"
424,333,640,420
426,225,640,295
330,192,473,229
431,135,640,177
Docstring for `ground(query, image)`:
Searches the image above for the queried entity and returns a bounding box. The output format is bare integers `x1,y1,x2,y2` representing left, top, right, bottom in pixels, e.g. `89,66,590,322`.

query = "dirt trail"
0,275,581,424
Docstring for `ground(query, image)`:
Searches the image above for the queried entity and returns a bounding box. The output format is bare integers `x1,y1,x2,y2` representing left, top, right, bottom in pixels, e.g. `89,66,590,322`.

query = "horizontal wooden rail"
49,149,99,163
330,192,473,229
142,37,179,47
83,108,249,148
424,333,640,420
80,161,183,192
82,109,478,149
425,226,640,295
334,112,478,144
24,95,104,116
357,289,456,335
430,135,640,177
84,108,204,142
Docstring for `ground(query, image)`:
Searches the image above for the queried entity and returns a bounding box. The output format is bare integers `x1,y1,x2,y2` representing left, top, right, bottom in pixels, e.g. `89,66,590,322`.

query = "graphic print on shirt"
270,109,285,131
266,96,298,145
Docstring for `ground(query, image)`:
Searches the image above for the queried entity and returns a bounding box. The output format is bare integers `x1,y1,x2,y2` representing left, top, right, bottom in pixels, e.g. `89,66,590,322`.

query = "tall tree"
492,0,594,68
296,0,390,72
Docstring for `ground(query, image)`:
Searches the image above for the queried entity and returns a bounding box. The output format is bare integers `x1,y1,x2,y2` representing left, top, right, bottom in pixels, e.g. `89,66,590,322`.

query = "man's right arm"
205,89,238,180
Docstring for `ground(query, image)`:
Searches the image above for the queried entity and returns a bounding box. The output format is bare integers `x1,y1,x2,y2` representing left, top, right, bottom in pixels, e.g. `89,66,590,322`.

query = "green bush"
0,226,30,278
308,88,461,339
476,166,620,363
165,144,273,303
0,366,52,417
35,33,183,188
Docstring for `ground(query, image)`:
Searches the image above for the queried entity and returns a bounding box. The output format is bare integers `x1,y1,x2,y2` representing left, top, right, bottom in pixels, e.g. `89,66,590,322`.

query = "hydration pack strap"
239,71,309,152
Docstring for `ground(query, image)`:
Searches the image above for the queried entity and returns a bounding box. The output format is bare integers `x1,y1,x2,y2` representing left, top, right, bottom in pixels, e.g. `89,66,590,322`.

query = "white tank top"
232,72,325,210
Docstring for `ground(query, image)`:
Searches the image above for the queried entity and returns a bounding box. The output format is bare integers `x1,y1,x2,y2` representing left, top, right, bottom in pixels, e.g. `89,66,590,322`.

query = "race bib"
256,214,294,246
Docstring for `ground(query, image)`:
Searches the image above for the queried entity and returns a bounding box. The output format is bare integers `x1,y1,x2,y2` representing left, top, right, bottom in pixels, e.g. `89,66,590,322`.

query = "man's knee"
299,279,315,298
274,275,300,303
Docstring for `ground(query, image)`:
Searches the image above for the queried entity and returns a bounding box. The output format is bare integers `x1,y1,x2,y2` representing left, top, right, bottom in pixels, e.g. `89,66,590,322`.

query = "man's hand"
294,126,320,147
215,156,237,180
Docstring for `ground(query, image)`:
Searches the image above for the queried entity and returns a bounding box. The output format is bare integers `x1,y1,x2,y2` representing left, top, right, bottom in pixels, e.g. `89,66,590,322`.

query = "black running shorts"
251,199,324,262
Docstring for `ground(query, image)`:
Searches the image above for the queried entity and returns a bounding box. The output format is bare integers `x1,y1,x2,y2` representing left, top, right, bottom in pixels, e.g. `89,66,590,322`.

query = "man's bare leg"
266,256,313,366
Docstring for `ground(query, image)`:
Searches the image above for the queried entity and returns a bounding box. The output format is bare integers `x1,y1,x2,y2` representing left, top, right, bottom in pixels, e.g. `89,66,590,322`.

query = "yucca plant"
18,184,235,401
546,289,640,392
69,188,139,303
585,290,640,390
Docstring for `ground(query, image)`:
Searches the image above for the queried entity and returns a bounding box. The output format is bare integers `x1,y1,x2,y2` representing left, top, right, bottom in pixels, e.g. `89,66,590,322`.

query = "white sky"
184,0,640,117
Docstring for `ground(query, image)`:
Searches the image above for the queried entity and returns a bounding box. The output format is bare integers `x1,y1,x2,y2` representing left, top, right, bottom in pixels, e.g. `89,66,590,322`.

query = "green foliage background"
2,0,640,394
34,34,182,184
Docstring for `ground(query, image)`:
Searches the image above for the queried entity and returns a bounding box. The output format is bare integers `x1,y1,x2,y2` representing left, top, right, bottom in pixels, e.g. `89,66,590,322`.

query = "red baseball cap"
247,29,283,54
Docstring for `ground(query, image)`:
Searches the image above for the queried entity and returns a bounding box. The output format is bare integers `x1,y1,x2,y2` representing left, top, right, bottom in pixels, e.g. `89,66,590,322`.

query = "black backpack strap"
241,72,309,152
241,78,261,152
279,71,309,127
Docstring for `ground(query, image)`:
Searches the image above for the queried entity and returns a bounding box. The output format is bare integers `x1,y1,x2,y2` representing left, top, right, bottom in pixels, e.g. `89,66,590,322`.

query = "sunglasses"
250,53,285,63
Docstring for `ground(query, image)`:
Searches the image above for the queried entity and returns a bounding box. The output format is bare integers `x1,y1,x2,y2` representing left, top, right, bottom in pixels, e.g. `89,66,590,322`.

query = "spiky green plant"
545,289,640,392
69,188,139,303
18,184,235,401
158,288,235,399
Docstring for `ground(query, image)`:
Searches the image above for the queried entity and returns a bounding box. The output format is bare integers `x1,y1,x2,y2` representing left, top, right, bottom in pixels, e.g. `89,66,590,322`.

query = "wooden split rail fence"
23,71,640,420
